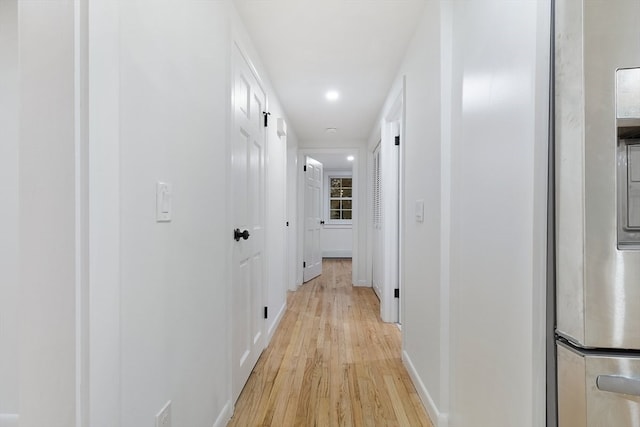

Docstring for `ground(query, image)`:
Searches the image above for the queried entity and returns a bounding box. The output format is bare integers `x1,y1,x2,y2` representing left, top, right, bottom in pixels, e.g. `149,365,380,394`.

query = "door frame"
297,148,362,288
373,80,405,324
227,38,269,410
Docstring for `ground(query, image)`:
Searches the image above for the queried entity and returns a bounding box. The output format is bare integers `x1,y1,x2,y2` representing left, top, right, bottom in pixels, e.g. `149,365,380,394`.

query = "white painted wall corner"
212,400,232,427
267,301,287,342
403,351,448,427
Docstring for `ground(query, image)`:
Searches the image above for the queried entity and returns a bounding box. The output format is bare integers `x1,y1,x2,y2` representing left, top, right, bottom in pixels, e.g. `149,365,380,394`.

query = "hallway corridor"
227,259,433,427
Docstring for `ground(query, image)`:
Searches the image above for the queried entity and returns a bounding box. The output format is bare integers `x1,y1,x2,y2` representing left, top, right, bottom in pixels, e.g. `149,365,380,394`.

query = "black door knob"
234,228,250,241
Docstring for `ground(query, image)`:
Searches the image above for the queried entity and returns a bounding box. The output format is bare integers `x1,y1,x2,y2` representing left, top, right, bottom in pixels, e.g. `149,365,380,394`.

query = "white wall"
374,1,550,426
400,3,444,421
448,1,549,426
266,117,289,333
0,0,19,417
18,1,78,425
7,3,294,425
116,3,232,424
264,88,295,337
369,1,444,418
85,2,296,425
88,0,121,424
287,138,299,291
321,227,353,258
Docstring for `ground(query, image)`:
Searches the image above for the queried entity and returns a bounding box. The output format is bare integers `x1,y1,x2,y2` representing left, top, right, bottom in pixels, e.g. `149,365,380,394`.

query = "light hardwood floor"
227,259,434,427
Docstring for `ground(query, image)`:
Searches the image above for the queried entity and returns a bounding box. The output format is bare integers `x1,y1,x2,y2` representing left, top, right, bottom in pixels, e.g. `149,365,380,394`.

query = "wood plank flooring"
227,259,434,427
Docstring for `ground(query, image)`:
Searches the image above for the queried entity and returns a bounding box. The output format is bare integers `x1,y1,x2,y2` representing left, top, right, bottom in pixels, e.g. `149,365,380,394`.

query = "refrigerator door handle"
596,375,640,397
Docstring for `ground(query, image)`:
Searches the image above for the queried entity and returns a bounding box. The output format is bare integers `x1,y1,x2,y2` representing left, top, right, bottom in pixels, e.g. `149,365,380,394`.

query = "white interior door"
303,156,323,282
372,143,383,300
231,44,266,404
385,122,400,324
376,116,400,324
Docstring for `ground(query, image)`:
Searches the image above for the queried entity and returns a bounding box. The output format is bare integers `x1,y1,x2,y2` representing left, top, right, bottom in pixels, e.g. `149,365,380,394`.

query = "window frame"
324,171,353,227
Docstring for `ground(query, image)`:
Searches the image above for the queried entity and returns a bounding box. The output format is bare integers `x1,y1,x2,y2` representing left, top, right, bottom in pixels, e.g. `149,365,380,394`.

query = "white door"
231,44,266,404
377,118,400,323
372,143,383,300
385,123,400,324
373,85,403,324
303,156,323,282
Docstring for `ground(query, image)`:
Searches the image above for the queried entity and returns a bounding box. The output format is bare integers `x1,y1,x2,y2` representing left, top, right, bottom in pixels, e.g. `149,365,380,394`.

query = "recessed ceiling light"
325,90,340,101
347,155,354,162
326,128,338,134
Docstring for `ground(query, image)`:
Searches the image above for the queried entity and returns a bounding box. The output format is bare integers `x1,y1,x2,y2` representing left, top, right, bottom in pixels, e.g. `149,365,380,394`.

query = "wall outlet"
155,401,171,427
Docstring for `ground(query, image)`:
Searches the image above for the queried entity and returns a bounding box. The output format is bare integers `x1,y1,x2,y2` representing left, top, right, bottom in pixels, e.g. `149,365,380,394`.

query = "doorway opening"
369,79,404,324
298,149,360,287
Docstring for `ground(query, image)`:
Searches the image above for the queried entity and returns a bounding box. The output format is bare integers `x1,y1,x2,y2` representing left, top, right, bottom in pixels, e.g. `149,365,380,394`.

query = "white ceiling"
308,152,355,170
234,0,427,145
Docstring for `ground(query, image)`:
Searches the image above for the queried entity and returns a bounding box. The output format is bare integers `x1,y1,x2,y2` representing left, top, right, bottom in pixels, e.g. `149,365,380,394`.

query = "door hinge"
264,306,268,319
394,288,400,298
263,111,271,127
303,261,306,268
303,165,307,172
394,135,400,146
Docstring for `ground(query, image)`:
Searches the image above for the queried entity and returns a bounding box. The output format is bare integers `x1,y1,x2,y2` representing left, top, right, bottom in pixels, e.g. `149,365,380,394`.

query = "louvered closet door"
372,143,383,300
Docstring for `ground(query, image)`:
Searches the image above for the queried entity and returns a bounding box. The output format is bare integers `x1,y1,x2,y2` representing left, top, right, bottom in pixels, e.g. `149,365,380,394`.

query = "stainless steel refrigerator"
555,1,640,425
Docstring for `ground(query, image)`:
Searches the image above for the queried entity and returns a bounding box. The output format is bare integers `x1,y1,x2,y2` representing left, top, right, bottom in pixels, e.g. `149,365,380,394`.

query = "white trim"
403,351,448,427
212,400,232,427
267,301,287,342
324,171,353,226
322,223,351,230
322,250,352,258
398,76,406,327
355,279,369,287
225,18,234,409
88,0,122,424
438,1,453,421
74,0,89,425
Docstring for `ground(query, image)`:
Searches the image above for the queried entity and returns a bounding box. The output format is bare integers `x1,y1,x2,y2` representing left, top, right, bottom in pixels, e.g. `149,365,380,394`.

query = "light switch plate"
415,199,424,223
156,401,171,427
156,182,172,222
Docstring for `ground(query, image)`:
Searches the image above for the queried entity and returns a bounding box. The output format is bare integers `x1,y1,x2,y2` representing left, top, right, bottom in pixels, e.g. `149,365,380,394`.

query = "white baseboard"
354,279,369,287
212,400,232,427
402,351,448,427
267,301,287,342
322,250,352,258
0,414,19,427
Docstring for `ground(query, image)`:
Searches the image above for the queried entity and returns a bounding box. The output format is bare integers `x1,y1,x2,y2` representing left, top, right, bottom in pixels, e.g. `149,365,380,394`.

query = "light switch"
415,199,424,223
156,182,172,222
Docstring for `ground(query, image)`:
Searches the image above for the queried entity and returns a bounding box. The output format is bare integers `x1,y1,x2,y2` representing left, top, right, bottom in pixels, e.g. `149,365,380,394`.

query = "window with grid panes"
329,177,352,221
